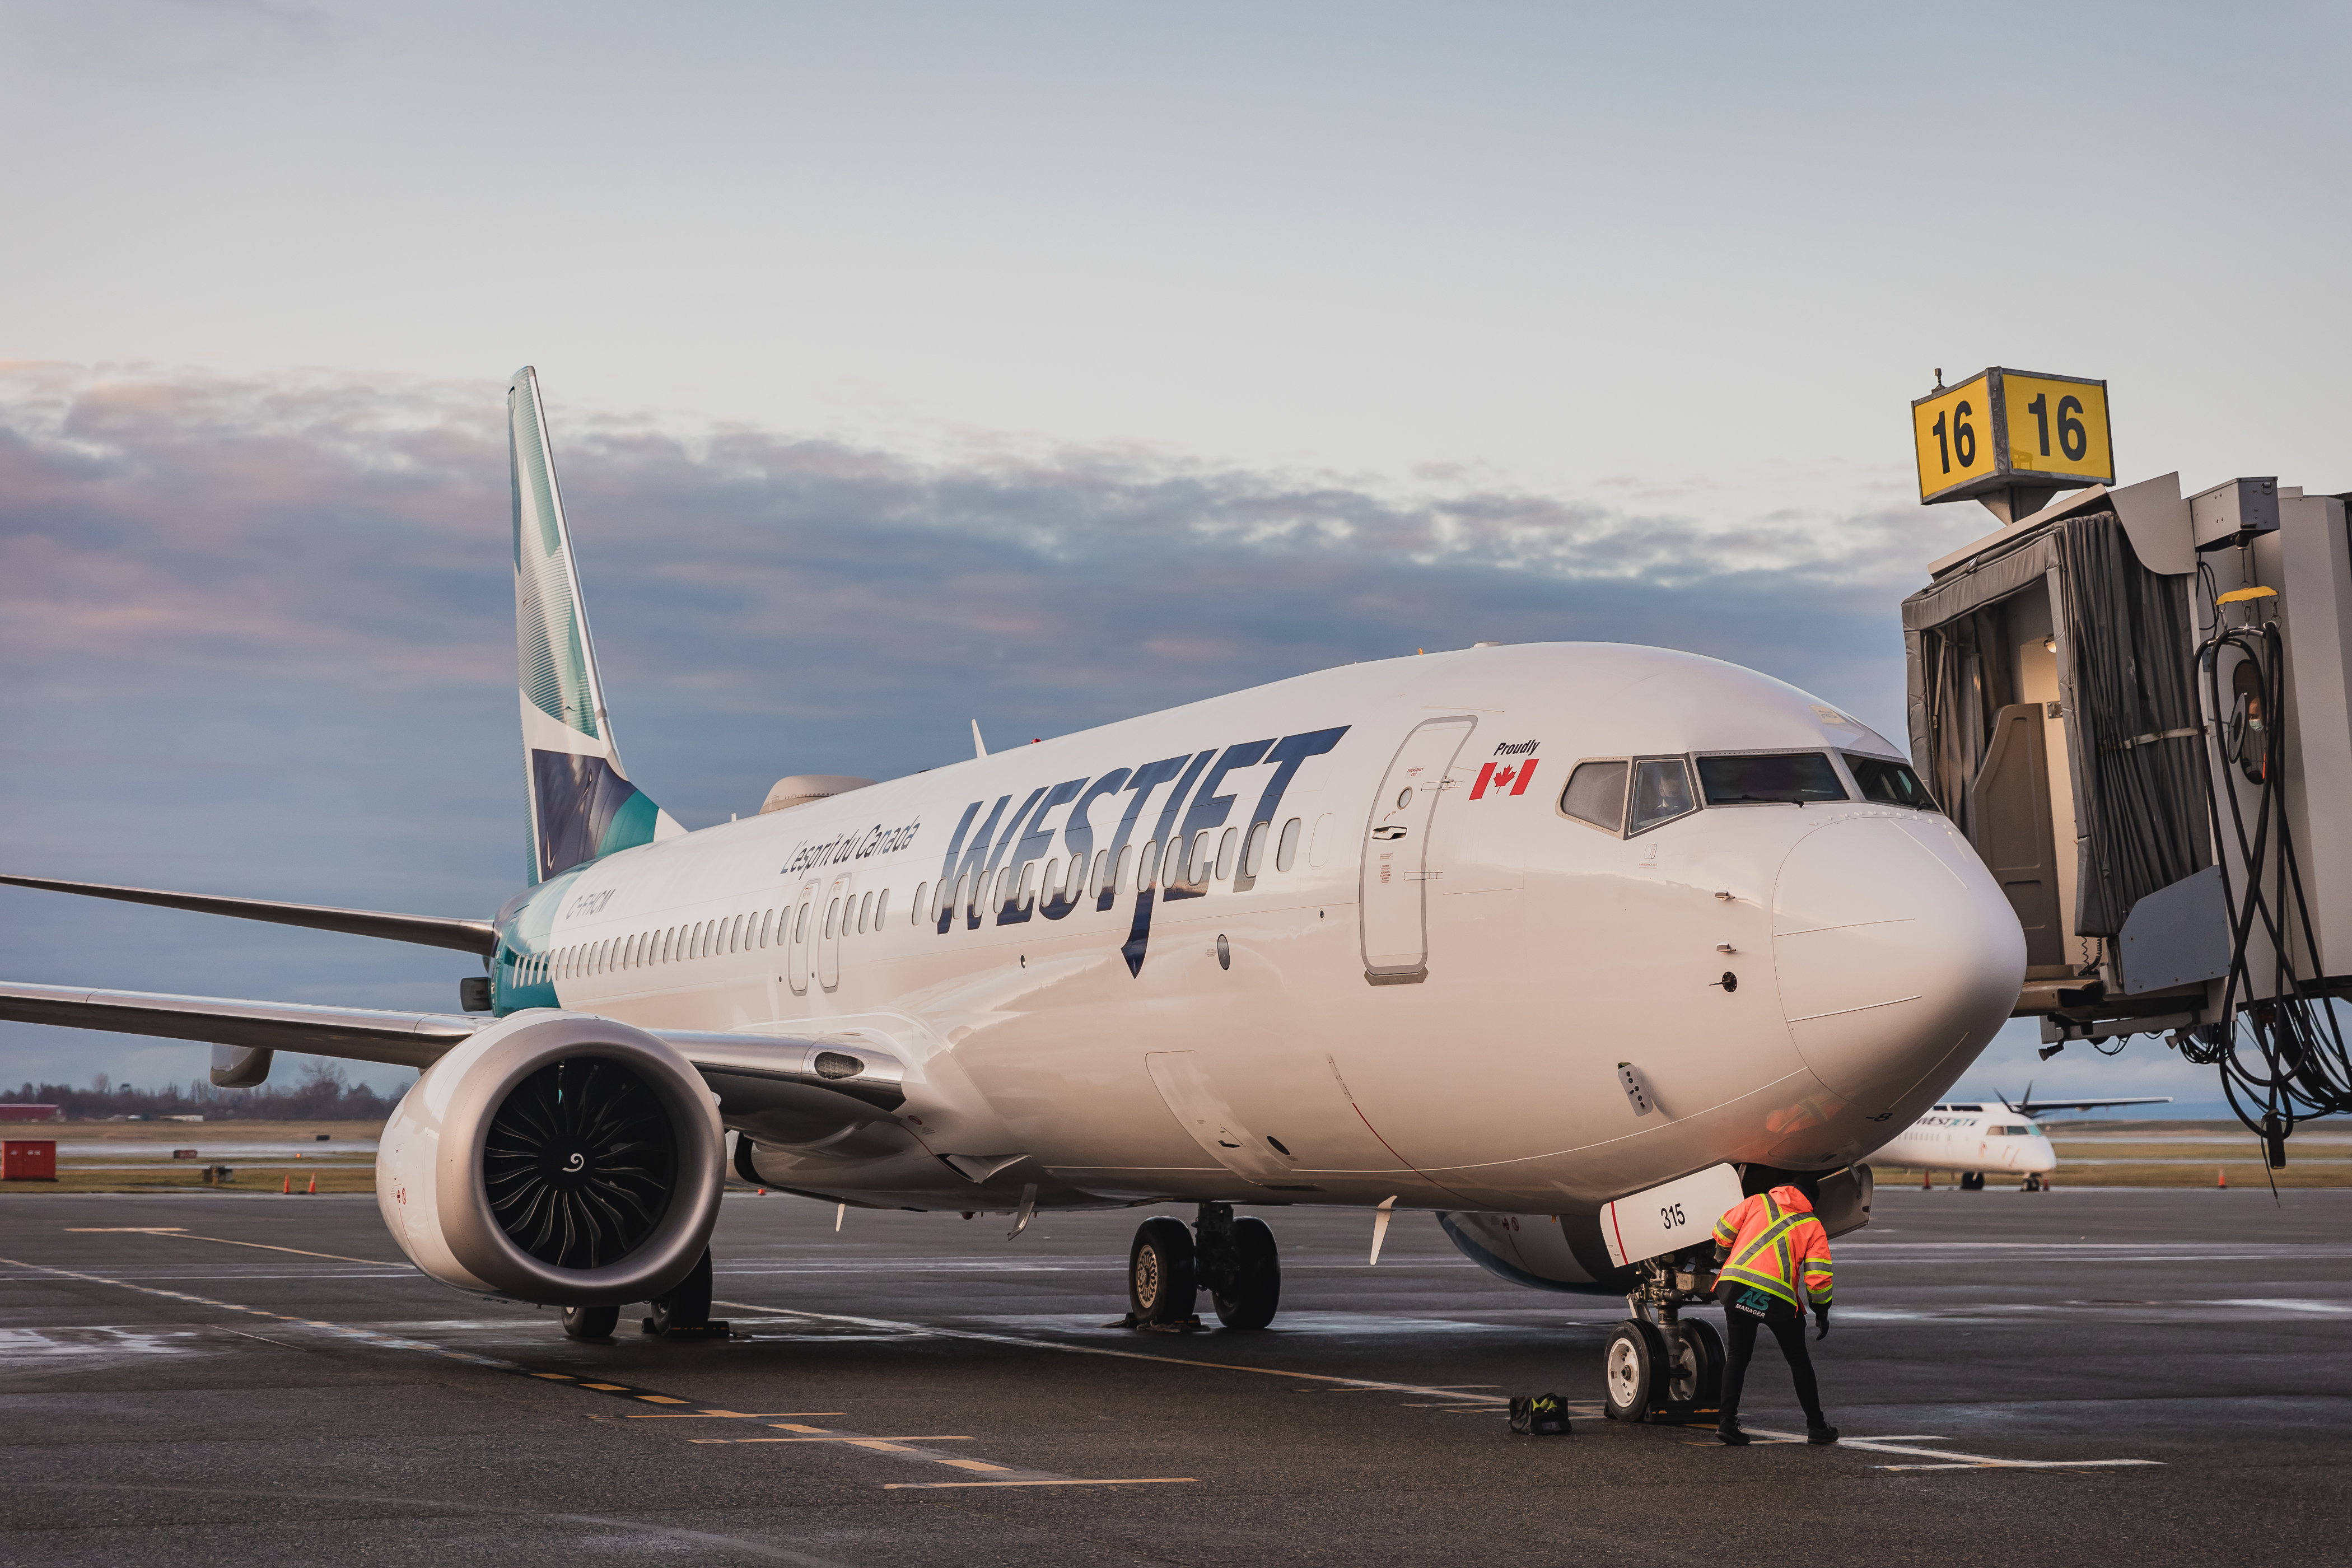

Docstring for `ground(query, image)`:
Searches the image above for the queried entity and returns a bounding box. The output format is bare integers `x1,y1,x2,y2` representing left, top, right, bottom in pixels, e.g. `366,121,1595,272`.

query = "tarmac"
3,1184,2347,1566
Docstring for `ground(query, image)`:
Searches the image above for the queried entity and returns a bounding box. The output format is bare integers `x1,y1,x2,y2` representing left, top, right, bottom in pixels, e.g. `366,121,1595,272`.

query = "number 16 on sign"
1910,367,2113,505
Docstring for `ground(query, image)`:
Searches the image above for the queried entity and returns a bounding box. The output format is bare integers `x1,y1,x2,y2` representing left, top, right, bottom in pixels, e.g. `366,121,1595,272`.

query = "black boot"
1716,1417,1751,1446
1807,1421,1839,1445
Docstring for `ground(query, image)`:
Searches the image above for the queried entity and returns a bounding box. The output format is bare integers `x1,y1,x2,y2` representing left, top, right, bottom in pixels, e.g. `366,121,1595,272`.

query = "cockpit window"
1628,758,1696,833
1844,752,1939,811
1560,760,1628,834
1695,752,1848,806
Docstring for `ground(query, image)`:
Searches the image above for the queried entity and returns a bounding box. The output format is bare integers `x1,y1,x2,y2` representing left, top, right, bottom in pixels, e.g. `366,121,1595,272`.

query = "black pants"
1715,1282,1823,1425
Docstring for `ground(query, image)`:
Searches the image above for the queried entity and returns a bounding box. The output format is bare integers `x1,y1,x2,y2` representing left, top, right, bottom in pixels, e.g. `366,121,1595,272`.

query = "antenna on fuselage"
970,720,988,759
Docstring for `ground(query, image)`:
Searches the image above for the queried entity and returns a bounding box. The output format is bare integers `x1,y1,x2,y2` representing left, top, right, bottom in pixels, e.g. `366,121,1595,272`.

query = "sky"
4,1,2347,1116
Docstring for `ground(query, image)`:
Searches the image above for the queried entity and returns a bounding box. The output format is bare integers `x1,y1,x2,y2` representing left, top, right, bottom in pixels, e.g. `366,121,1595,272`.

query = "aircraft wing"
0,874,497,955
0,984,889,1113
0,980,484,1070
2018,1095,2174,1114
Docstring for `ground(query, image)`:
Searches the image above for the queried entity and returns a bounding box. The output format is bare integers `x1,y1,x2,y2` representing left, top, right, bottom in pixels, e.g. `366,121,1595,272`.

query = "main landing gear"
1602,1256,1724,1424
1122,1203,1281,1331
1959,1170,1987,1191
558,1247,726,1342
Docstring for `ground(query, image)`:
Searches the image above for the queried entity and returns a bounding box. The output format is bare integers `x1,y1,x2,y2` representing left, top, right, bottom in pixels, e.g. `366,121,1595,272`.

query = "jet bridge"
1901,380,2352,1157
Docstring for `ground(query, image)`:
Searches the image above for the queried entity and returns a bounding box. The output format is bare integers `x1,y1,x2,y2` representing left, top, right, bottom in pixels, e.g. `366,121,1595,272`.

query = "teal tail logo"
531,749,659,881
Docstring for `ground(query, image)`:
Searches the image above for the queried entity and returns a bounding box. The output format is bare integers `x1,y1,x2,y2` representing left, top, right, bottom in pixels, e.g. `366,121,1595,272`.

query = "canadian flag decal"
1469,759,1538,800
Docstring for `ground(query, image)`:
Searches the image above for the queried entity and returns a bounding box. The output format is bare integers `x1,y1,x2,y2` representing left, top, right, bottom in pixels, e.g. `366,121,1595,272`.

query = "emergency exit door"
817,873,852,990
787,878,820,995
1360,716,1476,983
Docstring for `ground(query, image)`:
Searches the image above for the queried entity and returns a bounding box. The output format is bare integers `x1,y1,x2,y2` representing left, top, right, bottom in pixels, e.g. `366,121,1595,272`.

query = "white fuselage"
1872,1108,2059,1175
493,643,2025,1217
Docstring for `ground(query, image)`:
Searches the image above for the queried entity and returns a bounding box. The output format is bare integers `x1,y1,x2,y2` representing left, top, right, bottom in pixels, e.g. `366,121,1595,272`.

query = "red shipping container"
4,1140,58,1180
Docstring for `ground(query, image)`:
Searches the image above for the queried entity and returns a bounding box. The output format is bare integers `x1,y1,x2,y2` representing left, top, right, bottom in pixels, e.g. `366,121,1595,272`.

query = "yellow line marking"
580,1384,630,1392
773,1422,832,1433
636,1395,688,1404
59,1226,400,1267
533,1373,574,1380
64,1227,188,1233
936,1458,1009,1471
884,1478,1198,1490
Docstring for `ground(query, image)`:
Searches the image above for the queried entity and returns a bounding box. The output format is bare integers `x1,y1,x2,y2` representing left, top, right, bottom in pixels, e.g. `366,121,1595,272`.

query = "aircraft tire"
1960,1171,1985,1191
1602,1319,1664,1422
1211,1217,1281,1330
1129,1217,1198,1325
1671,1317,1724,1413
561,1304,620,1341
647,1247,714,1333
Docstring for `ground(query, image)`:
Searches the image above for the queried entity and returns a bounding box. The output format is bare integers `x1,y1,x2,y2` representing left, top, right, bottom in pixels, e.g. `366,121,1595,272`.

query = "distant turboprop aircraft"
0,367,2028,1425
1869,1088,2173,1189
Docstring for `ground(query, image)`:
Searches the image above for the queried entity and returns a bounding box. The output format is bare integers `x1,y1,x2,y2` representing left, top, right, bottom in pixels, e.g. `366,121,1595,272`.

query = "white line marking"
1742,1427,2159,1469
711,1297,1539,1401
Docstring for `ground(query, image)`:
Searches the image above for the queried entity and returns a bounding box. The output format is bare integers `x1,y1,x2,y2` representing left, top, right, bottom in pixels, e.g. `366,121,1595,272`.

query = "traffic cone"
306,1174,316,1194
2219,1168,2227,1188
281,1175,290,1194
1921,1169,1932,1190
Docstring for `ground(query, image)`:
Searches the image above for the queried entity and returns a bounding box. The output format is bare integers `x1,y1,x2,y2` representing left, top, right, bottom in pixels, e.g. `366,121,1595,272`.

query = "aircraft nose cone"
1771,815,2024,1103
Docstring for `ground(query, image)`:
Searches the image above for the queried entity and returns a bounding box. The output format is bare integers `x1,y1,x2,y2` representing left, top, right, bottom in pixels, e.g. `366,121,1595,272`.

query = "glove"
1813,1307,1830,1342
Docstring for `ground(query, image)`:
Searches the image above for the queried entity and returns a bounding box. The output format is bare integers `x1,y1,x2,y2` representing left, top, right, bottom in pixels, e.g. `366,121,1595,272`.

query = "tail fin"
508,366,682,883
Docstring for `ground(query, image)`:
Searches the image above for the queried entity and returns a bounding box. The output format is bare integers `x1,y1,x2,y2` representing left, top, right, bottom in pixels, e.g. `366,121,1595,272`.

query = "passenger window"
1844,752,1938,810
912,883,927,923
1241,821,1269,878
1696,752,1847,805
1017,861,1037,911
1110,844,1130,895
1561,760,1628,833
875,889,890,927
1215,827,1240,880
1276,817,1301,871
1165,837,1189,888
824,898,841,939
1044,858,1062,903
1138,840,1158,890
860,890,874,931
794,904,808,943
1629,759,1697,833
955,872,972,918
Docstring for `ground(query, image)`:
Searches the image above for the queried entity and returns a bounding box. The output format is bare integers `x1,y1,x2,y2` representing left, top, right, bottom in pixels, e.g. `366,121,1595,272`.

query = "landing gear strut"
1603,1255,1722,1423
1122,1204,1281,1331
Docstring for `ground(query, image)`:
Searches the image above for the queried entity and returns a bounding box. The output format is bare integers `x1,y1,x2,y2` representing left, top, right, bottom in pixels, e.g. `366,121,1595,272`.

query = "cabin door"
1359,716,1477,983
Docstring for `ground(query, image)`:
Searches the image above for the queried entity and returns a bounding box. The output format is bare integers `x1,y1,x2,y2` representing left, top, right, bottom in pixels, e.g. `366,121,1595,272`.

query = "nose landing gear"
1603,1257,1723,1423
1119,1203,1282,1331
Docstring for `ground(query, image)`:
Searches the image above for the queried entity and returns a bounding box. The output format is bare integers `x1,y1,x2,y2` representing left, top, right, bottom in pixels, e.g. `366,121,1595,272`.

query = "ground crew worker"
1709,1183,1837,1446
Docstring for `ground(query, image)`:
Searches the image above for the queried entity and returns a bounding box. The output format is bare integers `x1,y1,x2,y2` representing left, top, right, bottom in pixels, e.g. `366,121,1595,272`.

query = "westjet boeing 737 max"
0,368,2026,1420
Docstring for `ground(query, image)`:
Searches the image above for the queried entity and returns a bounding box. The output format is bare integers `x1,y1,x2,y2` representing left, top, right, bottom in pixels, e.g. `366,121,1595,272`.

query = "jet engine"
376,1010,725,1306
1436,1210,1635,1295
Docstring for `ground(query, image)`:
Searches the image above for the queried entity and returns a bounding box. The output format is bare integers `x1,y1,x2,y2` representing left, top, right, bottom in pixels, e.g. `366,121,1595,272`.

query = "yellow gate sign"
1911,368,2112,504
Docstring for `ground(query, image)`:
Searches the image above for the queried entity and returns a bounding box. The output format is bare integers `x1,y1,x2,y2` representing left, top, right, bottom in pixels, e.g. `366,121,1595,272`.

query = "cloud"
0,360,2050,1096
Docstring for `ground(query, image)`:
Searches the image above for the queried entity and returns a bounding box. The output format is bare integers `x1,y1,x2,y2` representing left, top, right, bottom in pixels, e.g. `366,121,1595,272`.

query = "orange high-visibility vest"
1712,1186,1832,1309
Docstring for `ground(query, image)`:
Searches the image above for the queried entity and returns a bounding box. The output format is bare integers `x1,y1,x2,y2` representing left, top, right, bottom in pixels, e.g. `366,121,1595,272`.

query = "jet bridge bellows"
1902,433,2352,1153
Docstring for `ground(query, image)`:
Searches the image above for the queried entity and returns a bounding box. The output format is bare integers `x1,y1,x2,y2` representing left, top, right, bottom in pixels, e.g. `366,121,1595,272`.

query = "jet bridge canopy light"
1900,370,2352,1156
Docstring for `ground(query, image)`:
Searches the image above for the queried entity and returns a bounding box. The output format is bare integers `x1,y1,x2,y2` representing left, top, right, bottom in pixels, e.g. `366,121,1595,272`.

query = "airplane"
1868,1090,2173,1189
0,367,2027,1423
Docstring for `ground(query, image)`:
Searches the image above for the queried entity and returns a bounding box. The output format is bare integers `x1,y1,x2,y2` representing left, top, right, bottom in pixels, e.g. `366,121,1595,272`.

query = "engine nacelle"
1435,1210,1637,1295
377,1010,724,1306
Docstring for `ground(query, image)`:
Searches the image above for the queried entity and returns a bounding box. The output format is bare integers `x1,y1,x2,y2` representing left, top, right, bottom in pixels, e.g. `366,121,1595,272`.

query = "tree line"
3,1061,410,1122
